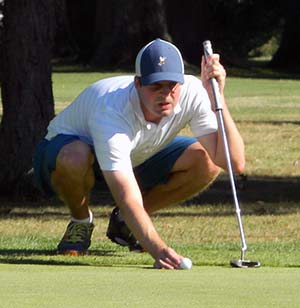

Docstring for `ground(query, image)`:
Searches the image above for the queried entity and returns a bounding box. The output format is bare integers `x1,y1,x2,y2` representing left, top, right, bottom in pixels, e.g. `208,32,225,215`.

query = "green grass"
52,71,126,112
226,78,300,121
1,204,300,307
1,264,300,308
1,67,300,307
1,204,300,268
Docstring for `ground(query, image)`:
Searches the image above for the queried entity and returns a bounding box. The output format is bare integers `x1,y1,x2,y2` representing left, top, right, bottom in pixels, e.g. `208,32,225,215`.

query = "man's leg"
50,140,96,255
51,140,95,220
33,136,96,255
142,141,220,213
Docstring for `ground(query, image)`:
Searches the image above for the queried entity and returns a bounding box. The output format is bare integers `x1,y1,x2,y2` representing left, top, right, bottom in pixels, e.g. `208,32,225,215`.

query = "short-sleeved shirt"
45,75,217,173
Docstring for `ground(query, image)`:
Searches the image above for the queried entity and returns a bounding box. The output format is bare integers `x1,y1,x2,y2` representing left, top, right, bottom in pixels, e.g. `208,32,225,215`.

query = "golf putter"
202,40,261,268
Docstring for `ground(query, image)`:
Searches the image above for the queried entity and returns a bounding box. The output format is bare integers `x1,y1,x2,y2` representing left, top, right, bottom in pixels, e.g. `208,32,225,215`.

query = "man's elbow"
232,159,245,175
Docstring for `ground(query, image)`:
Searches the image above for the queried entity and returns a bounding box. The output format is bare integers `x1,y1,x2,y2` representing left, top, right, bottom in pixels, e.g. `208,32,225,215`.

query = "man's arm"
199,55,245,174
102,169,183,269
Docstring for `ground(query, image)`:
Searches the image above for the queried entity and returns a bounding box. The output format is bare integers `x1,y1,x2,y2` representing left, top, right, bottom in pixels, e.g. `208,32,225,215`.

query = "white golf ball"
179,257,193,270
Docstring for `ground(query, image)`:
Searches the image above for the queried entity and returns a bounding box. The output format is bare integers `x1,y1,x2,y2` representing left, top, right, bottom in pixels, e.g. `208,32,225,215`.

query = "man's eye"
150,85,161,90
148,82,178,91
169,83,177,90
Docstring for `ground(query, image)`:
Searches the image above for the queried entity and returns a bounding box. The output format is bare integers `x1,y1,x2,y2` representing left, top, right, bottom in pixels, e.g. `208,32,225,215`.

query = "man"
33,38,245,269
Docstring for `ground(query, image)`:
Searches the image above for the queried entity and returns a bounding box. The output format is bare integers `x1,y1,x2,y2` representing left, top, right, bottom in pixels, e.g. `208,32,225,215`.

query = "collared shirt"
46,75,217,173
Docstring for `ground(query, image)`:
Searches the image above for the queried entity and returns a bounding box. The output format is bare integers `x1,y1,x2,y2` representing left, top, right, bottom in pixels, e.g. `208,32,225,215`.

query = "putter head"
230,259,261,268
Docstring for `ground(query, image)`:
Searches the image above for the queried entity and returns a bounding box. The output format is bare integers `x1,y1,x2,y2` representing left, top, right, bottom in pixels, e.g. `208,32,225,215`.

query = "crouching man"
33,38,244,269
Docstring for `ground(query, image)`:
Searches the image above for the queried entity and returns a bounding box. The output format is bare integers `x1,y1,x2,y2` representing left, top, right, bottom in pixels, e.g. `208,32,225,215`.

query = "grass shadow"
0,174,299,217
227,58,300,80
52,60,300,80
0,248,125,266
236,120,300,126
0,258,86,266
190,174,300,205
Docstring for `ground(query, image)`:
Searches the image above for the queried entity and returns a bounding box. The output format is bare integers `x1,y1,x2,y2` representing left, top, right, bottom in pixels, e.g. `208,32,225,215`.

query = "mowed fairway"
1,264,300,308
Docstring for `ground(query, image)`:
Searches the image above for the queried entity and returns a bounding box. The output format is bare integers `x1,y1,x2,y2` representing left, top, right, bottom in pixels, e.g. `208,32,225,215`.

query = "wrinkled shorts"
33,134,197,196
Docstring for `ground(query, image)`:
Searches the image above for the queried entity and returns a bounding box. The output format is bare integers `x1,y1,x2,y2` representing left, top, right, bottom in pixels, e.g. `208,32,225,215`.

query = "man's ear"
134,76,142,88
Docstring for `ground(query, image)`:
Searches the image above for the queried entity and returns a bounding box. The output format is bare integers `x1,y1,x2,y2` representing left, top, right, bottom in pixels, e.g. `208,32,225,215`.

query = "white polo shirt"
46,75,217,173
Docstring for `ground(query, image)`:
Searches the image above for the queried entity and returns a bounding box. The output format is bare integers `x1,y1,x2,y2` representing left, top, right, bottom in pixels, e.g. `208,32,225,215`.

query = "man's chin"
159,105,173,114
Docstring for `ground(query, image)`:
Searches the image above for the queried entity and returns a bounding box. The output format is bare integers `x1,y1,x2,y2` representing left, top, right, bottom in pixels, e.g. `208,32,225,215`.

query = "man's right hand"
153,246,184,269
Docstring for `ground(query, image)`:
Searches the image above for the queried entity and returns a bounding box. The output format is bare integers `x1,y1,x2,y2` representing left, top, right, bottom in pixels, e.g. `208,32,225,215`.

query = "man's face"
135,78,181,123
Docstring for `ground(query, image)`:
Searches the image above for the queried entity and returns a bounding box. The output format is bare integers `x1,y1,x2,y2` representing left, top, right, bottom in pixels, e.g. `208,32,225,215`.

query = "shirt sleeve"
186,76,218,137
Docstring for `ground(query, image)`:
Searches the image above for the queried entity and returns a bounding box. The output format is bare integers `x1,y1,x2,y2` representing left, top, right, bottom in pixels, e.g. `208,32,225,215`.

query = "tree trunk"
0,0,55,198
53,0,79,61
165,0,211,66
65,0,96,63
91,0,169,69
270,0,300,70
0,1,3,83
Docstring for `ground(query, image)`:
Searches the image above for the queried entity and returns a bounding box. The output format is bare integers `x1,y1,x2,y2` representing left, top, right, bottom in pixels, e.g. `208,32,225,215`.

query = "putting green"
0,264,299,307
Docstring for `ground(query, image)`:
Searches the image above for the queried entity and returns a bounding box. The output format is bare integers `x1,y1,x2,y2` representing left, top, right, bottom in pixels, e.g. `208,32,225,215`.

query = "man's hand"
201,54,226,107
199,53,245,174
153,247,184,269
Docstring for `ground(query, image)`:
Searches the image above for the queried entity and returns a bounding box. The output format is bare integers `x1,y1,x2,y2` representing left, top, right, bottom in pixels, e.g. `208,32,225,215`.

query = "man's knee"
196,146,220,179
55,141,94,177
178,142,220,184
194,149,220,183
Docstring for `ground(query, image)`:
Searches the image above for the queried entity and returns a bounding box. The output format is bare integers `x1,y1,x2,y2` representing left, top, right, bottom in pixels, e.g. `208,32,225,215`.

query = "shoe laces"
64,222,92,244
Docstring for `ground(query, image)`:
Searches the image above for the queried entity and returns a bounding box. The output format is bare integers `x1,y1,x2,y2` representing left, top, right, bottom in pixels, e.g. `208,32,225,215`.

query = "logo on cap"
158,56,167,66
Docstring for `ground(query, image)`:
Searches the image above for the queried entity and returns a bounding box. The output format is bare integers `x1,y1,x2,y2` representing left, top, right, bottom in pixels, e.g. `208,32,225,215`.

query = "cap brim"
140,72,184,86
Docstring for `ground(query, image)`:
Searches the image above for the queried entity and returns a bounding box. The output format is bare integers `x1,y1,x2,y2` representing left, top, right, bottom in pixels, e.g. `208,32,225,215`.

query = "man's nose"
160,85,173,95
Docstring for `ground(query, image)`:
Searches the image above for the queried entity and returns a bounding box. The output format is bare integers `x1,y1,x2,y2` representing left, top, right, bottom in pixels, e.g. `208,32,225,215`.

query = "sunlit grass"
52,71,127,109
1,204,300,267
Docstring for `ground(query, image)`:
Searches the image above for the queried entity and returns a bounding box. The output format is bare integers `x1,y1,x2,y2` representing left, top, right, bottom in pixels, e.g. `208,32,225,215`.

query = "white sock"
71,210,93,224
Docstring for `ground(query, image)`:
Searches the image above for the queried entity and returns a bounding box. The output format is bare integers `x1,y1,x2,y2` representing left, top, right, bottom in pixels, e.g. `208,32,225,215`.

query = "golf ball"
179,257,192,270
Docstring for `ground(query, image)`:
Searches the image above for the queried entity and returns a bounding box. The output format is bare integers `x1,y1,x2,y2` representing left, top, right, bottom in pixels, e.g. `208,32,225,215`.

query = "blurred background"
1,0,299,73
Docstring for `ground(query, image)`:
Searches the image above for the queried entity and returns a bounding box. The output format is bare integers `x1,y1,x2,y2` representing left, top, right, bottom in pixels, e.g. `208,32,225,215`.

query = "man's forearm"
119,202,168,258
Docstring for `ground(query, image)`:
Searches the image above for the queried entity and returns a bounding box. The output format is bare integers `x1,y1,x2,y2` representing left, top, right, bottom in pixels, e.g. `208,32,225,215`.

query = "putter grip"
202,40,223,110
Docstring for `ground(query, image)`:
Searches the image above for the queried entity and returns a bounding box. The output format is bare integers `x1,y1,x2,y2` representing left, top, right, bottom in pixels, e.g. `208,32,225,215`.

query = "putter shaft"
203,40,247,261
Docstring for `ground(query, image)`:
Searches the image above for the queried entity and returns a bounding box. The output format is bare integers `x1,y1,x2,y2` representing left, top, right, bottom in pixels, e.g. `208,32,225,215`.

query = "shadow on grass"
81,174,300,206
236,120,300,126
0,248,123,266
0,208,113,219
0,248,84,266
0,257,86,266
0,175,299,218
226,58,300,80
52,60,300,80
190,175,300,205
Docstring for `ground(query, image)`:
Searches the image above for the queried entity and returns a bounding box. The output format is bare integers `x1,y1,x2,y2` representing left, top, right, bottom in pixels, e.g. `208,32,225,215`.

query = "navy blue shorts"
33,134,197,195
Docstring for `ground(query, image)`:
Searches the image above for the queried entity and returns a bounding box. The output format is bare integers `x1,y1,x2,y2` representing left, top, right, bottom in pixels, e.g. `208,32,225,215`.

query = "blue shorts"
33,134,197,196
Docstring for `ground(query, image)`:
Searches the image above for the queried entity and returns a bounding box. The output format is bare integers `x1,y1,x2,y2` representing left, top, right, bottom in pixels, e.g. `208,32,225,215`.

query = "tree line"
0,0,299,199
53,0,298,69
